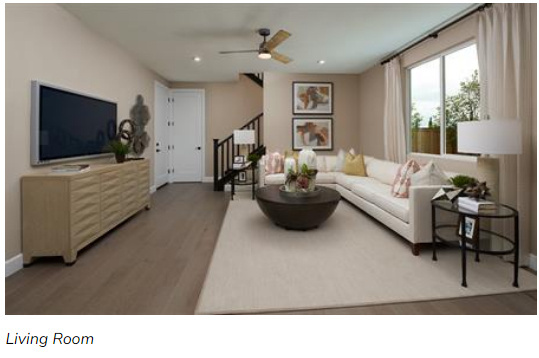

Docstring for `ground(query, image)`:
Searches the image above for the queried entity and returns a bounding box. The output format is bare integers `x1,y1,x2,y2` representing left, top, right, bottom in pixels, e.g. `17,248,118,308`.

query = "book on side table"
458,196,496,212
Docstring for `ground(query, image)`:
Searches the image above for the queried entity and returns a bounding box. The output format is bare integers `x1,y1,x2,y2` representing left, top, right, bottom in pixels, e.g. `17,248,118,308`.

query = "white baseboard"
5,254,23,277
202,176,213,183
529,254,537,272
150,185,157,194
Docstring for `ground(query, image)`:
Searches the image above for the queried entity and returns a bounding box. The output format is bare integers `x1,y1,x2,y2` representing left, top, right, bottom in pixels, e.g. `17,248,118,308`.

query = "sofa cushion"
366,158,401,185
351,181,410,223
315,172,337,184
265,173,286,185
316,156,327,172
335,173,373,190
325,156,338,172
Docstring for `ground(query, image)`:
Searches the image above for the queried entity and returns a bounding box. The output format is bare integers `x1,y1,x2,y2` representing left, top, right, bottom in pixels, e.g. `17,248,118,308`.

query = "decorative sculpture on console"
116,95,151,156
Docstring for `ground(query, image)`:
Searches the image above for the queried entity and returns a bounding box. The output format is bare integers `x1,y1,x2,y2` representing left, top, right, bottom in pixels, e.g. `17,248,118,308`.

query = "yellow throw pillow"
284,150,299,161
343,153,366,176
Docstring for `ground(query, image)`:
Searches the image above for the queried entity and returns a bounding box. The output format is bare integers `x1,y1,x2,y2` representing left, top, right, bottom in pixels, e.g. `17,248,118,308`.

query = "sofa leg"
412,243,421,256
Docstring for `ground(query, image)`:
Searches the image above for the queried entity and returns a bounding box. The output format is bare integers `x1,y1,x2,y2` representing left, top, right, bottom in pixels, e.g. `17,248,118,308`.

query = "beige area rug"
196,200,536,314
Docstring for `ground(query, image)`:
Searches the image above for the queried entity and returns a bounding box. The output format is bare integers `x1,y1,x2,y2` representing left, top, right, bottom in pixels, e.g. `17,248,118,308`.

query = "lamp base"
476,156,499,201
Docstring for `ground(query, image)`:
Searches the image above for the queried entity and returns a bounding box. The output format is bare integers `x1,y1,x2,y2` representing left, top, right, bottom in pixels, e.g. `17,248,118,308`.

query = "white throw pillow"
316,156,327,172
335,148,355,172
366,158,401,185
325,156,338,172
411,161,450,186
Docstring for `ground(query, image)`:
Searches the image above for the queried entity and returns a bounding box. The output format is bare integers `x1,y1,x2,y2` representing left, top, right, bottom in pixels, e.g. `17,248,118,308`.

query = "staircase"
213,113,265,191
244,73,264,88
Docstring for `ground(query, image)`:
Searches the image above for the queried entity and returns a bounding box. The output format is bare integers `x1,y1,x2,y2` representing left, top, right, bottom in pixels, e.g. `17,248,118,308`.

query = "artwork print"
293,82,333,115
292,118,333,151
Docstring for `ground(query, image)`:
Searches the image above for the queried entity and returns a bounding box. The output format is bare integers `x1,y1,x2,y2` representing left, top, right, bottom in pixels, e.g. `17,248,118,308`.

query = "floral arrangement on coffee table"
284,164,318,192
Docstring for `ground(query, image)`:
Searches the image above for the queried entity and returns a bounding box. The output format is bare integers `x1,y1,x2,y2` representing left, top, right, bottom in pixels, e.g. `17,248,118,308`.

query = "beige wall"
5,4,167,260
264,72,361,155
171,75,263,177
357,65,385,158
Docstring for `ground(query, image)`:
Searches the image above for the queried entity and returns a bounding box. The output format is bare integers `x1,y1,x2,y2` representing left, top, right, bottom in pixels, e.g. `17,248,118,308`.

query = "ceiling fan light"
258,49,272,60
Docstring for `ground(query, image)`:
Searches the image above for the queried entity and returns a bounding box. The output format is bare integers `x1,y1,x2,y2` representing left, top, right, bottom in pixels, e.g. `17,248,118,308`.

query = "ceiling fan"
219,28,293,64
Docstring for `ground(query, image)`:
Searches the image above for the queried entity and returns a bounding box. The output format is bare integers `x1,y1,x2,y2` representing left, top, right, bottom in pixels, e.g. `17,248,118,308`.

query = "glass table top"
432,200,517,218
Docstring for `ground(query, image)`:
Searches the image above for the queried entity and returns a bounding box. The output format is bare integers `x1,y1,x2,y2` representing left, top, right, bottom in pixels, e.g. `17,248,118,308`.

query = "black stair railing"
213,113,265,191
244,73,264,88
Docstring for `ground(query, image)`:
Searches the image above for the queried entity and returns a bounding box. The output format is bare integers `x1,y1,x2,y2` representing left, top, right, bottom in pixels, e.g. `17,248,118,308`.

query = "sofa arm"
258,156,266,187
409,185,452,244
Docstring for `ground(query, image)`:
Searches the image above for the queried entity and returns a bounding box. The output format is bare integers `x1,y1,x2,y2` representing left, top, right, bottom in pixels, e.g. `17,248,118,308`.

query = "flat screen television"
31,81,117,165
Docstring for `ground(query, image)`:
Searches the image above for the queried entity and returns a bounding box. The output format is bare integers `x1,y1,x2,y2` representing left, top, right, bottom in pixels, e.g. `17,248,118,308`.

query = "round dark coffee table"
256,185,341,230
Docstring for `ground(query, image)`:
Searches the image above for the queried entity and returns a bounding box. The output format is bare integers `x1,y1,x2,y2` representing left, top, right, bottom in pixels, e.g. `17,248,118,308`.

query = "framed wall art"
292,82,333,115
292,118,333,151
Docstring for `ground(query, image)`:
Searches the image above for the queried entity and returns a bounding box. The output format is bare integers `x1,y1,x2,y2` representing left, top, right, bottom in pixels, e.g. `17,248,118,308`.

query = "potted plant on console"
108,140,130,163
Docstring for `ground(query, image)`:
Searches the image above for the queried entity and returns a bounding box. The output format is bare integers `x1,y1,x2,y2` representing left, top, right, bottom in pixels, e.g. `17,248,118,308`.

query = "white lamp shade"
233,130,255,145
457,119,522,155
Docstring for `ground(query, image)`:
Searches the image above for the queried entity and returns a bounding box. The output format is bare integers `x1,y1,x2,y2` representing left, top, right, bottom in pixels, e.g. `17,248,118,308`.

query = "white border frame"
31,80,117,166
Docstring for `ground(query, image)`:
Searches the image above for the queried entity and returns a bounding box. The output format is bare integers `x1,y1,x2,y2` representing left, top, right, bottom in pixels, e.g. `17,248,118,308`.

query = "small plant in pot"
449,175,478,189
247,153,262,169
108,140,130,163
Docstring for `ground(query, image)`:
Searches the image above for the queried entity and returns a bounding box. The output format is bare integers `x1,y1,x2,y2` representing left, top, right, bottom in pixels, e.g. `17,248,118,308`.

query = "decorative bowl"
279,185,321,198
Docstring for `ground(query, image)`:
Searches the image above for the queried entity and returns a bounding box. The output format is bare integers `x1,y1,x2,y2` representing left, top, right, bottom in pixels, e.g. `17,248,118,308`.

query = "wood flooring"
5,183,537,315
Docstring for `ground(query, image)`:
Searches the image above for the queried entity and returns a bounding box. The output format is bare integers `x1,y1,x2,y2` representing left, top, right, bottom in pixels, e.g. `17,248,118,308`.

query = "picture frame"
292,118,333,151
233,155,245,164
293,82,333,115
457,215,479,241
238,171,247,183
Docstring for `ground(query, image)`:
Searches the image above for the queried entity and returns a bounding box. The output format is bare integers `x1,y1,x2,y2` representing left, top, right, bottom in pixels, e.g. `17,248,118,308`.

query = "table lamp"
457,119,522,200
233,129,255,162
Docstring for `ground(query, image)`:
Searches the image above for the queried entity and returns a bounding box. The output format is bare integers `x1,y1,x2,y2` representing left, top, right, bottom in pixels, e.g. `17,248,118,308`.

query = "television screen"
33,83,117,164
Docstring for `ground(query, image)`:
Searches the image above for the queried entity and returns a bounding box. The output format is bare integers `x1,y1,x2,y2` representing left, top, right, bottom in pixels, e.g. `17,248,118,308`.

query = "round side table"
431,200,519,288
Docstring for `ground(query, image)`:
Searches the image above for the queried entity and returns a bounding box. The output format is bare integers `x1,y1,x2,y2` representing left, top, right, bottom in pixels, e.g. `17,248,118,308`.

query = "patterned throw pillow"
391,159,420,198
265,152,284,174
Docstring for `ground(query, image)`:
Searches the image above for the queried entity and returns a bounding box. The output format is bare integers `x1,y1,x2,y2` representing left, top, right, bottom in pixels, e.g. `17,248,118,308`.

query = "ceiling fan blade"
219,50,259,54
271,51,293,64
265,30,291,51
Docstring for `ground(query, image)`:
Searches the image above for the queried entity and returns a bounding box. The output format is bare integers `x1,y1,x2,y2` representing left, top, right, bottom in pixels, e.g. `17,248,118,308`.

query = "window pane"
444,44,480,154
410,58,441,154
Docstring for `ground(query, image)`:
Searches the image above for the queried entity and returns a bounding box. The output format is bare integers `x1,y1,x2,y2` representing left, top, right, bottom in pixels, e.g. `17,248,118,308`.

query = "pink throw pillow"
265,152,284,174
391,159,420,198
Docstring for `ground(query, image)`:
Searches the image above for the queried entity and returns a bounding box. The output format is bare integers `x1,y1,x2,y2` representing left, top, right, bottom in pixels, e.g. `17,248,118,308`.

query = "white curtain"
477,3,533,258
383,57,407,164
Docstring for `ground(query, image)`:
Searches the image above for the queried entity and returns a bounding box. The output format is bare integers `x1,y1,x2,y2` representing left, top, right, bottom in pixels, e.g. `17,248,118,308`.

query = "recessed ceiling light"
317,60,326,65
193,56,201,62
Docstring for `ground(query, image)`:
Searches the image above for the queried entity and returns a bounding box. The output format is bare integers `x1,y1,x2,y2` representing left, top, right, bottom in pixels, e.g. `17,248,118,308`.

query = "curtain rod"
380,3,492,65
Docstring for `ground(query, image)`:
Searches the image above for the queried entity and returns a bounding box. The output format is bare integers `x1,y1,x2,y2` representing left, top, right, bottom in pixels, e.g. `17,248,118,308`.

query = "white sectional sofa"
259,155,453,255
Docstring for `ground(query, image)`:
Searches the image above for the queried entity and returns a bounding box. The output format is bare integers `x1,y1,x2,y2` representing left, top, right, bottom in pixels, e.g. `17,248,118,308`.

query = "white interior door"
171,90,204,182
154,81,170,188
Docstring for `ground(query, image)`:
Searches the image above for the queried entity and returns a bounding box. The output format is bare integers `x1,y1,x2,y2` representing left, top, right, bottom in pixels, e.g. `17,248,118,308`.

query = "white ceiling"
62,3,474,82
